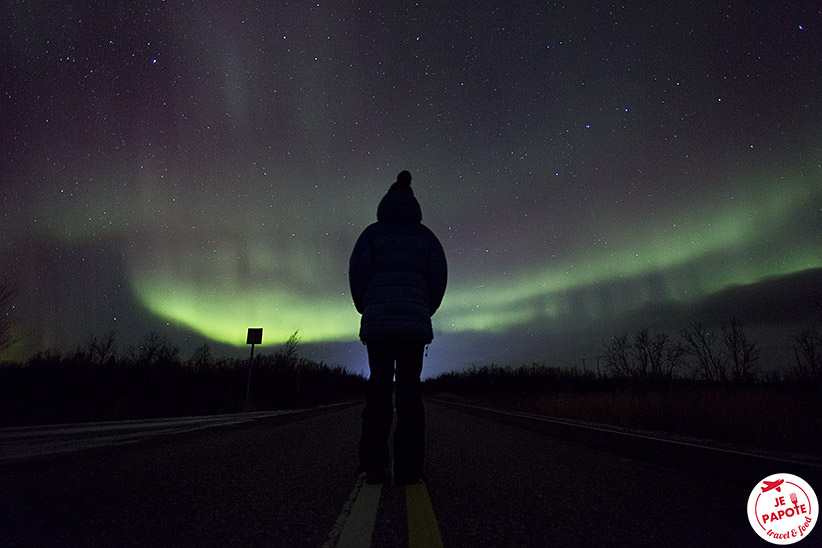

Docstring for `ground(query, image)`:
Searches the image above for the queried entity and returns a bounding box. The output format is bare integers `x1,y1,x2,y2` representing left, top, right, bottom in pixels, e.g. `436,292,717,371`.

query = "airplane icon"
761,479,784,493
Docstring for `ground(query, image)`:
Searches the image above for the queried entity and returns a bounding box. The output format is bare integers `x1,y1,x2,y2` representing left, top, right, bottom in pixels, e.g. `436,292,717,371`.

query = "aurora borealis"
2,2,821,376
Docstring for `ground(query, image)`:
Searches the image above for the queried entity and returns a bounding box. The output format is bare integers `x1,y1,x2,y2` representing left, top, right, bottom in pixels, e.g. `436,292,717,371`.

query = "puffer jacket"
349,187,447,343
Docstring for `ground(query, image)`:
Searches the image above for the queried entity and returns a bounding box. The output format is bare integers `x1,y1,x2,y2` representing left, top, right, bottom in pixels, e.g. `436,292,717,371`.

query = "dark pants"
359,339,425,480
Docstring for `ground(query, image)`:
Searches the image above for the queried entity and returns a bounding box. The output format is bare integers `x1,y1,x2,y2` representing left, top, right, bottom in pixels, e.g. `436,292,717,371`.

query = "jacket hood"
376,188,422,224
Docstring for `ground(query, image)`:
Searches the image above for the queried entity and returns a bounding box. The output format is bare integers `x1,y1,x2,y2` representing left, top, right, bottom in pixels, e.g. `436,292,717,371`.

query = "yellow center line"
326,477,445,548
324,475,382,548
406,481,445,548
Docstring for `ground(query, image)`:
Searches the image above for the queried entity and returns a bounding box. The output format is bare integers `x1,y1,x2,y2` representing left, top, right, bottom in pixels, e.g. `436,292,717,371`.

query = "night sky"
2,2,821,377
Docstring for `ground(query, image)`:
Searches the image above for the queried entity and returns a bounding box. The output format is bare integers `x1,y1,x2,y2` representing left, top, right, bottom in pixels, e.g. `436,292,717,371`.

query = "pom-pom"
396,170,412,187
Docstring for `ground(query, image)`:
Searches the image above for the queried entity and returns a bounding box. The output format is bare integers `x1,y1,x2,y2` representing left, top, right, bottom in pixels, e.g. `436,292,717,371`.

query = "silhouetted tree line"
426,317,822,398
424,362,598,400
602,317,821,384
602,318,762,382
0,331,366,427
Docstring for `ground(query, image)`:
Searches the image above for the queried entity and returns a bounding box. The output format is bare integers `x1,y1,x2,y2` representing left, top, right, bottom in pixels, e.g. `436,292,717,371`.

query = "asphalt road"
0,402,798,547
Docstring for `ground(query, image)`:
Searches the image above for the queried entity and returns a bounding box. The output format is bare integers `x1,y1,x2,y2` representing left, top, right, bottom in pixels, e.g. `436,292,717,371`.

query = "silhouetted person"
349,170,447,484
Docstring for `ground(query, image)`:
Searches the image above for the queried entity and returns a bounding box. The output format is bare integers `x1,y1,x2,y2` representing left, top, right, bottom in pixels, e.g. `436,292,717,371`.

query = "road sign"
247,328,263,345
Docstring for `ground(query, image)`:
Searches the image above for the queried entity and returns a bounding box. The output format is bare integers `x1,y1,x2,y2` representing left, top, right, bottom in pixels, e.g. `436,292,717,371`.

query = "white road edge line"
430,398,822,467
0,410,304,461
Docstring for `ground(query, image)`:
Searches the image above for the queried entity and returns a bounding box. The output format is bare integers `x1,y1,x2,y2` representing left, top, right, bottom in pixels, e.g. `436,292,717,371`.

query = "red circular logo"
748,473,818,544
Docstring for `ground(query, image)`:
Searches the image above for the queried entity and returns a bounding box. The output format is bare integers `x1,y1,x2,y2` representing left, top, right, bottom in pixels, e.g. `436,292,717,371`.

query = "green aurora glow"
119,167,820,347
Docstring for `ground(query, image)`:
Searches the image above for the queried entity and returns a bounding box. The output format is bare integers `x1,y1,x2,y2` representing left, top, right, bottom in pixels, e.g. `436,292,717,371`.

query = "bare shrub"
280,330,301,365
603,329,683,379
86,331,117,364
602,334,632,378
791,328,822,381
681,322,727,382
721,318,759,383
129,331,180,365
187,343,214,371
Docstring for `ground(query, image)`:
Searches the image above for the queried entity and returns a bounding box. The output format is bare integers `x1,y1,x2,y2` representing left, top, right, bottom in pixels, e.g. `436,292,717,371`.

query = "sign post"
245,328,263,404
